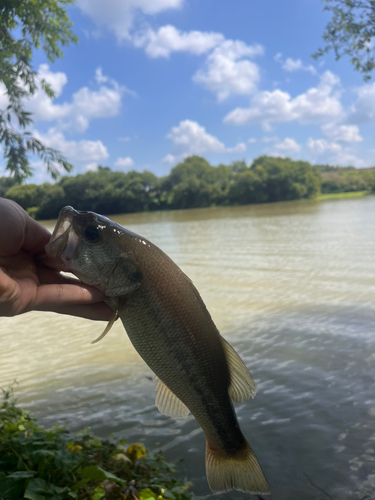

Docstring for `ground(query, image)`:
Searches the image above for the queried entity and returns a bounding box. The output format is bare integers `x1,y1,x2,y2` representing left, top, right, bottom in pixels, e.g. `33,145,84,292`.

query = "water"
1,197,375,500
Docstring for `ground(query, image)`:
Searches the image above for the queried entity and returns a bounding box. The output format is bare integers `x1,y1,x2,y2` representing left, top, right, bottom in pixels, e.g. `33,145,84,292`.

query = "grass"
0,389,198,500
316,191,370,201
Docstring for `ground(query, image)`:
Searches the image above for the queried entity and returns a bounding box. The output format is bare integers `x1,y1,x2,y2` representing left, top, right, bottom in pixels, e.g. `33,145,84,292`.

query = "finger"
33,283,109,311
37,265,85,286
46,302,114,321
0,199,51,256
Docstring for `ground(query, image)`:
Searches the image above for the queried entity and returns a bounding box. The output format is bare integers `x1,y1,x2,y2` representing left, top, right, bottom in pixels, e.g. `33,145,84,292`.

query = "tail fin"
205,440,270,494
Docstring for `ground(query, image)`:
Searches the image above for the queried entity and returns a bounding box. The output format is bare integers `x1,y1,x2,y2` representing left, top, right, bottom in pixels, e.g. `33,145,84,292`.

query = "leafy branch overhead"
0,0,78,182
314,0,375,81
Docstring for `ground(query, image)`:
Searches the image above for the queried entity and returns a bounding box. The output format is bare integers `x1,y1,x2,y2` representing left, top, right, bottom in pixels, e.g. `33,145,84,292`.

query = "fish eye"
84,225,100,242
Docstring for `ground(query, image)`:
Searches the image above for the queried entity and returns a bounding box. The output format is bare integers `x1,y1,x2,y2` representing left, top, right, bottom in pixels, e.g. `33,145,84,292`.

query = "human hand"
0,198,113,320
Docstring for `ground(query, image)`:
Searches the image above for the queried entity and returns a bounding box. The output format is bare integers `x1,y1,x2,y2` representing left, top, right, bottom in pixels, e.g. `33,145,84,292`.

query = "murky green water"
1,197,375,499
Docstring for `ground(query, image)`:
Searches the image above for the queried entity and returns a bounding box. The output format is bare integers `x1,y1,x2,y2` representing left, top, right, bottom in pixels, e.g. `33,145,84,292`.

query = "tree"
0,0,78,182
314,0,375,81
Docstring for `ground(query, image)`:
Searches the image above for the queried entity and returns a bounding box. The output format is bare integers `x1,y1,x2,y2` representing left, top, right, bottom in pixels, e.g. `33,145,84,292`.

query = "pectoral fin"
221,337,256,402
91,310,119,344
155,378,190,418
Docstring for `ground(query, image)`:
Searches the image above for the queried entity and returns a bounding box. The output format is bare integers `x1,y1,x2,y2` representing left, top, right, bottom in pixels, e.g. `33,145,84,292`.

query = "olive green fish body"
117,239,245,454
44,207,270,494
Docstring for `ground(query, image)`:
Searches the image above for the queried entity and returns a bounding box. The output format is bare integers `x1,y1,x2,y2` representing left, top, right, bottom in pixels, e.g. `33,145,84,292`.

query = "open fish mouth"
44,206,79,271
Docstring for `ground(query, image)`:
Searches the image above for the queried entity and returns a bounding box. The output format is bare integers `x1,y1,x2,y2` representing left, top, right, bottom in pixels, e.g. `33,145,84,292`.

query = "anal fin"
155,378,190,419
220,337,256,402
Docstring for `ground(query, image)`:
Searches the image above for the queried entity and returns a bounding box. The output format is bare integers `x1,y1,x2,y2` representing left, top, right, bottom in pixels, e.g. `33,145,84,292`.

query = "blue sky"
2,0,375,182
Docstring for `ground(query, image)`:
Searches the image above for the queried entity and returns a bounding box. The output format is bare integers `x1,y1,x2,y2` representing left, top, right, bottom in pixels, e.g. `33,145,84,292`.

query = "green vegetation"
2,155,373,220
2,155,324,219
314,0,375,81
0,390,197,500
317,190,370,200
0,0,77,182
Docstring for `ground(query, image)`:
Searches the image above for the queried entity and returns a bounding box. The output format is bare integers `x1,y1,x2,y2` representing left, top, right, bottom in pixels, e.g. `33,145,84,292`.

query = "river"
1,197,375,500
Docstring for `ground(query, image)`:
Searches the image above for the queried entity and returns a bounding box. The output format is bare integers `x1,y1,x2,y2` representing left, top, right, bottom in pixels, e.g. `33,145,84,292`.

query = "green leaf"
6,471,35,480
81,465,125,485
139,488,157,500
162,490,176,499
90,487,105,500
24,478,48,500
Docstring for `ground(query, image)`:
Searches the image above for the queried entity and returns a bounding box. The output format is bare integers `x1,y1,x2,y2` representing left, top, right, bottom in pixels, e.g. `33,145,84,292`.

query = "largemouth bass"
44,206,270,495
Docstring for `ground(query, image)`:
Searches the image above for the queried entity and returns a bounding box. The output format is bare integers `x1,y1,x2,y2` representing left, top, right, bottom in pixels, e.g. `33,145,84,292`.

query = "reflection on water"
1,197,375,499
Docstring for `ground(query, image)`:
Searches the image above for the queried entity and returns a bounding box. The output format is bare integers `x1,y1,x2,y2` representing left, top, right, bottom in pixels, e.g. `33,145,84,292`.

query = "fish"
44,206,270,495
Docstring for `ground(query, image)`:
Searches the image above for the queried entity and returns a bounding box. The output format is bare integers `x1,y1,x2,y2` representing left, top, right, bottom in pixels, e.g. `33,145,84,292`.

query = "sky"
2,0,375,182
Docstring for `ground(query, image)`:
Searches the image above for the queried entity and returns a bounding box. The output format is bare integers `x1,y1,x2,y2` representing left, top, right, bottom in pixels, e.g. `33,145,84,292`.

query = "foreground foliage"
0,0,77,182
0,391,197,500
314,0,375,81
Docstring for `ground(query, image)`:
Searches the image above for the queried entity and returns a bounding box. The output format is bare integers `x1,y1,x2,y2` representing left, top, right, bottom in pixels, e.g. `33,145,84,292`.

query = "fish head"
44,206,141,297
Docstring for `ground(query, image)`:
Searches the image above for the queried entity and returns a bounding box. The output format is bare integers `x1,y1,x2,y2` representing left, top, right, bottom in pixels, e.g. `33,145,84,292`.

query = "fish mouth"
44,206,79,271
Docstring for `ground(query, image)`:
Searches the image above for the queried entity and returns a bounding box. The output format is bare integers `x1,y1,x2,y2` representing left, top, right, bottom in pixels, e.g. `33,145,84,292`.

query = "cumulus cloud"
76,0,185,40
168,119,226,155
274,53,316,75
132,25,224,58
307,138,341,154
166,119,246,158
22,64,70,122
193,40,264,101
23,65,130,133
307,138,366,167
321,123,363,143
349,82,375,124
224,71,343,129
34,128,109,169
162,154,176,164
273,137,301,153
115,156,134,168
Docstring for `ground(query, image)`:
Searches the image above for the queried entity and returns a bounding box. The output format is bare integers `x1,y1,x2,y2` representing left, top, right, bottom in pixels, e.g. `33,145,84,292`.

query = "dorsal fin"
91,310,119,344
220,337,256,402
155,378,190,419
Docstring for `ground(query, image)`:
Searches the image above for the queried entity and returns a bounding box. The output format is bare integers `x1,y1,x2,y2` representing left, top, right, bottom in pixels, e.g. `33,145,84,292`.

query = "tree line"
1,155,374,220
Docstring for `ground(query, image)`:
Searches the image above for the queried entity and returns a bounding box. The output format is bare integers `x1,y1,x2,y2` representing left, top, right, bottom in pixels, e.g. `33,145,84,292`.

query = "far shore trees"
3,155,326,219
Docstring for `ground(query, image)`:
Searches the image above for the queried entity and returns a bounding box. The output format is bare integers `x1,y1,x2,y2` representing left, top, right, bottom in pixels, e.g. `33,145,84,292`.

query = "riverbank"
316,190,370,201
0,391,197,500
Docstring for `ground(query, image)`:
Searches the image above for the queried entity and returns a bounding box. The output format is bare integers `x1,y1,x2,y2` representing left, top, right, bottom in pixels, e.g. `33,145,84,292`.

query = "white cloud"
193,40,264,101
307,138,342,154
307,138,365,167
224,71,343,129
248,138,257,144
349,82,375,124
33,128,109,169
115,156,134,168
227,142,247,153
132,25,224,58
274,137,301,153
23,65,130,133
307,138,366,167
76,0,185,40
25,64,71,121
167,119,225,155
166,119,247,158
162,154,176,164
321,123,363,143
275,53,316,75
